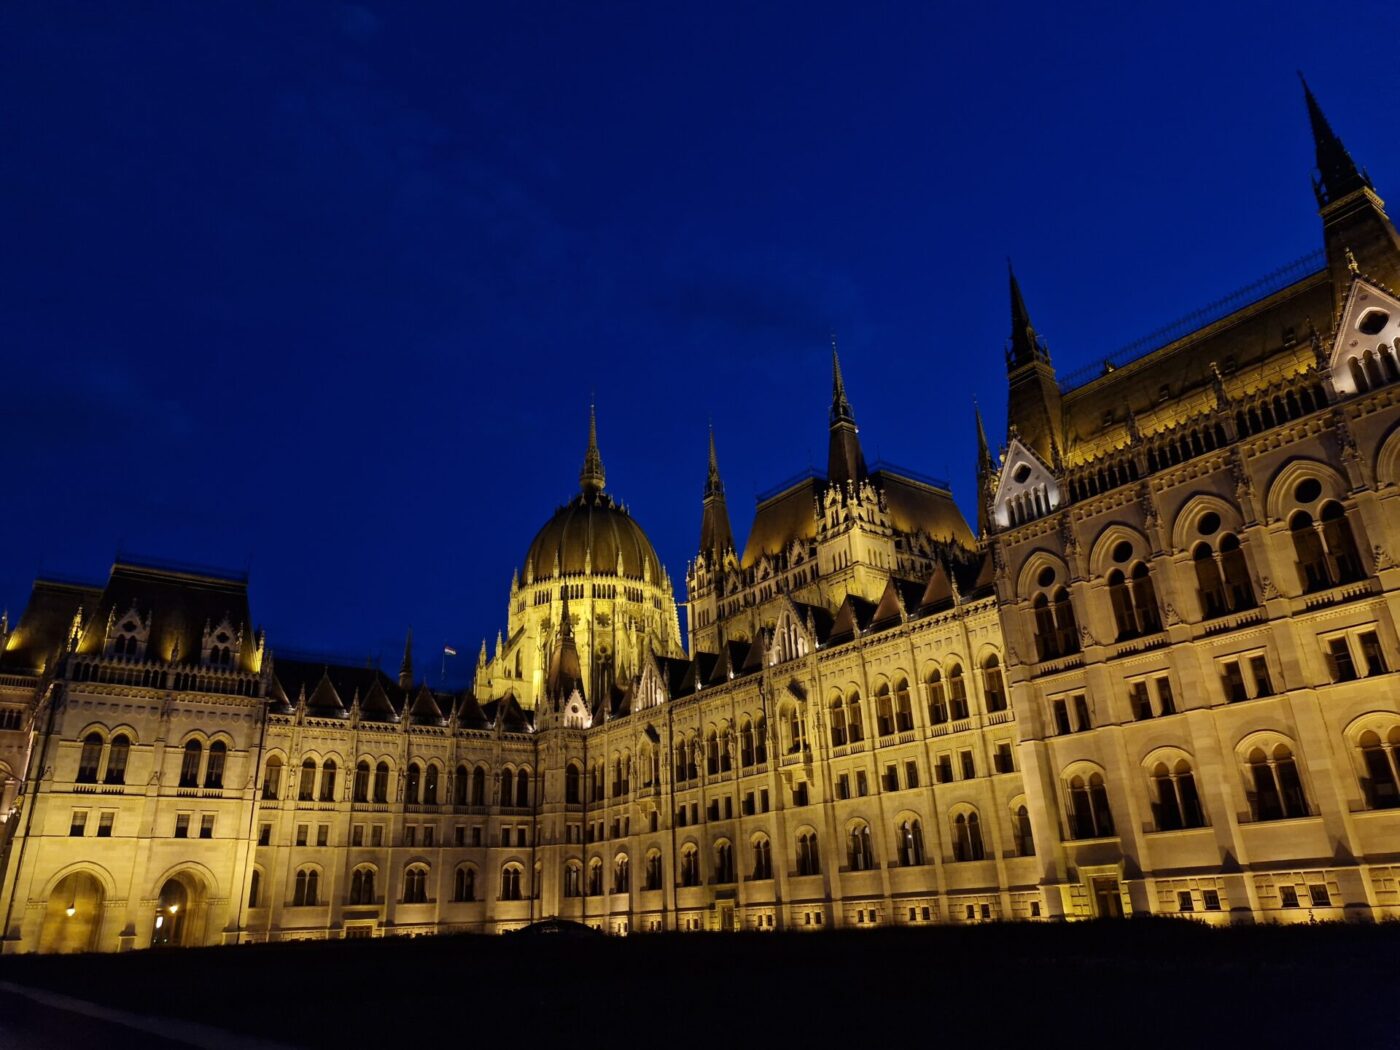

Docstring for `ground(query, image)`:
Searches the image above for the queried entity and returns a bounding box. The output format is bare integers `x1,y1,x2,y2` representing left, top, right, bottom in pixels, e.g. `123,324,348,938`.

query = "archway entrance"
151,874,205,947
38,872,104,953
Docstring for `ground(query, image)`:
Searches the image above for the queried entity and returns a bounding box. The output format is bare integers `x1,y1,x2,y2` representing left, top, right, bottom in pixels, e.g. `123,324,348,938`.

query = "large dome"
524,492,662,582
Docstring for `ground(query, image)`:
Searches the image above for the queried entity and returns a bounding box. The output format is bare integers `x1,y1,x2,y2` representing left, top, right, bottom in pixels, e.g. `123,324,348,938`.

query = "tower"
974,404,998,538
698,427,734,563
1301,75,1400,308
1004,263,1063,467
827,340,868,487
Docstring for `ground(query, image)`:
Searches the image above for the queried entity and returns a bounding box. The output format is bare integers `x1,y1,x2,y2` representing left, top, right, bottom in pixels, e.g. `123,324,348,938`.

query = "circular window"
1294,478,1322,504
1036,567,1056,588
1197,512,1221,537
1012,464,1032,484
1357,309,1390,336
1111,540,1133,564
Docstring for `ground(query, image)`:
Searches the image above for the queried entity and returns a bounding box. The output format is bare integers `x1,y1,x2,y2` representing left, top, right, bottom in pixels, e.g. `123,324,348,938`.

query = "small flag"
443,646,458,657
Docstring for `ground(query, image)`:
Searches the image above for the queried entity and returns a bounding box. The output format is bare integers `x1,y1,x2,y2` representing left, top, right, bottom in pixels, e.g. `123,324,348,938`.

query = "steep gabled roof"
918,561,956,613
409,683,446,725
306,670,347,717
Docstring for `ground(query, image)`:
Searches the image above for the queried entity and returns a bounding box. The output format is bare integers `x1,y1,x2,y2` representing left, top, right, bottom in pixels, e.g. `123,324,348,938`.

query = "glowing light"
65,906,76,917
168,904,179,913
154,915,164,929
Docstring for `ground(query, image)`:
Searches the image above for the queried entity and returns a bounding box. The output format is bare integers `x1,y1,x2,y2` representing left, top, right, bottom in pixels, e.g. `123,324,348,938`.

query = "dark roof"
274,658,404,717
0,578,101,673
74,562,257,671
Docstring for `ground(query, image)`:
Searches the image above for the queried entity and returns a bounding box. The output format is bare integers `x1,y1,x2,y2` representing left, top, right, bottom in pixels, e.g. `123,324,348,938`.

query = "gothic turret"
1004,263,1063,467
974,404,998,537
698,427,735,562
545,589,584,709
827,340,867,487
398,628,413,691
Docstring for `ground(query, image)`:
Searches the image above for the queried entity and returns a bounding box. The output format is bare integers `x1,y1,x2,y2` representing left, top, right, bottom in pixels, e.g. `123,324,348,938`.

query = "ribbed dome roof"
525,492,662,582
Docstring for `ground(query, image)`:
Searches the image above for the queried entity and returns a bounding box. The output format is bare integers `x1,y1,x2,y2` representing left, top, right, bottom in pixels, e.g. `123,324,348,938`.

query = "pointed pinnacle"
1299,72,1368,206
579,403,606,495
830,335,854,423
400,627,413,676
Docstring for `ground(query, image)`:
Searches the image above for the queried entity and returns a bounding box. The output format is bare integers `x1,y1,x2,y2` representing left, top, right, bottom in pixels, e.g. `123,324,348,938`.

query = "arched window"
952,812,984,861
353,760,370,802
751,837,772,880
1320,501,1364,585
205,740,226,789
740,720,755,767
1052,587,1079,656
1290,511,1330,593
613,855,630,893
104,734,130,785
1130,563,1161,633
947,666,968,720
846,693,864,742
981,657,1006,713
679,846,700,887
293,868,319,906
298,758,316,801
318,758,336,802
1151,760,1205,830
424,765,439,805
263,755,282,800
454,866,476,902
1012,805,1034,856
349,867,376,905
587,859,604,896
893,679,913,732
1219,535,1255,612
1033,594,1059,659
471,766,486,806
180,740,202,788
1193,543,1228,619
1067,773,1115,838
516,768,530,806
718,730,732,773
876,685,895,737
248,869,261,908
374,761,390,803
565,764,581,804
829,696,847,747
927,670,948,724
784,707,805,755
796,831,821,876
563,863,582,898
847,823,874,871
1247,744,1308,821
77,732,103,784
403,866,428,904
1107,569,1136,639
897,819,925,866
645,852,663,890
453,765,469,805
499,769,514,807
755,715,768,763
405,764,421,804
1359,729,1400,809
714,841,735,883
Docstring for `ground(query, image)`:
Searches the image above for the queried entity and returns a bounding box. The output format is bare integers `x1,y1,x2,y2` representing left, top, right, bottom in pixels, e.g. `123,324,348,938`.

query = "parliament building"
1,84,1399,951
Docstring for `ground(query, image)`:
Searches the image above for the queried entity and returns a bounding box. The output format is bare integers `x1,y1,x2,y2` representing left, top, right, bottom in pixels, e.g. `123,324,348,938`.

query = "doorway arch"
38,871,104,953
150,871,207,947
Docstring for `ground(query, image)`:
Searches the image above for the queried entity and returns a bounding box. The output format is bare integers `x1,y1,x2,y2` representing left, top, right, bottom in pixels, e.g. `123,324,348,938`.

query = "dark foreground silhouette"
1,918,1391,1048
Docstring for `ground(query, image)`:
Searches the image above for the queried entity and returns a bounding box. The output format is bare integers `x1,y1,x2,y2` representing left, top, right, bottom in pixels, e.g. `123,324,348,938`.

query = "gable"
991,436,1062,530
1330,277,1400,397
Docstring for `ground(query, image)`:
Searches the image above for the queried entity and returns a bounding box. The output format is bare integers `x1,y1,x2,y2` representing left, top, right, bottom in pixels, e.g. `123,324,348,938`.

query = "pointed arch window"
795,831,821,876
751,838,772,880
846,693,864,743
180,740,203,789
1359,729,1400,810
454,866,476,902
405,764,421,804
897,819,925,866
105,734,130,786
981,657,1006,713
951,812,984,861
829,696,847,747
298,758,316,801
876,685,895,737
373,761,390,804
893,679,913,731
205,740,227,789
353,761,370,802
318,757,336,802
516,768,530,806
947,667,968,720
1247,745,1308,821
453,765,469,806
349,867,376,905
77,733,103,784
470,765,486,806
1067,773,1114,839
847,823,874,871
423,765,439,805
263,755,283,800
403,866,429,904
1151,760,1205,830
1012,805,1034,856
927,670,948,724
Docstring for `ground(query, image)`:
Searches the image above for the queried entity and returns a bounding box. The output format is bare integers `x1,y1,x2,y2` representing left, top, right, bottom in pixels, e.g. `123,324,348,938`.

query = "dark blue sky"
4,2,1398,683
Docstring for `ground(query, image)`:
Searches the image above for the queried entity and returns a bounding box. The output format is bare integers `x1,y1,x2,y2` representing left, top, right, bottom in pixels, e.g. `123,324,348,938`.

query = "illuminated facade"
0,83,1398,951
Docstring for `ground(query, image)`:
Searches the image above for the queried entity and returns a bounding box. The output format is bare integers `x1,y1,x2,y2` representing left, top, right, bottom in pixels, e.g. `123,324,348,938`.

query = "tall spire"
974,403,998,537
826,336,867,486
1300,73,1369,208
698,426,735,561
398,627,413,690
579,403,606,496
546,586,584,707
830,335,855,424
1007,260,1047,368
